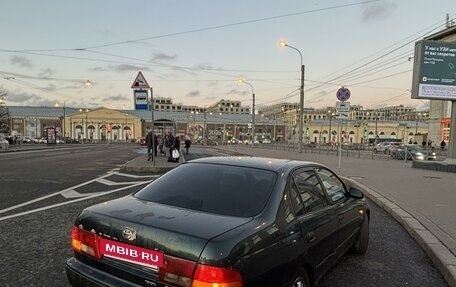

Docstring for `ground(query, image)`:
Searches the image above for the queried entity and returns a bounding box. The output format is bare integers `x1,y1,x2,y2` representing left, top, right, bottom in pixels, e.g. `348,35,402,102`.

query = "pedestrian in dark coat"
146,131,157,161
184,137,191,155
165,132,175,162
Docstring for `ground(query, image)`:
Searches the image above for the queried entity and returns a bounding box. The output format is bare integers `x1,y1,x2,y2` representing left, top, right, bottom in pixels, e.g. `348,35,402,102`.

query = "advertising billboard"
411,40,456,100
134,90,149,110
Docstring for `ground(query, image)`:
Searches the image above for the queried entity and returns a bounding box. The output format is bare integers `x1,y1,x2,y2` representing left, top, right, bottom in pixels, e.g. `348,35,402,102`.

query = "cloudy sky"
0,0,455,111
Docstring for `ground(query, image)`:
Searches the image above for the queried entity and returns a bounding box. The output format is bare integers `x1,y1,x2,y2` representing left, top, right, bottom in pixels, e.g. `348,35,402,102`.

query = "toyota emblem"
122,228,136,241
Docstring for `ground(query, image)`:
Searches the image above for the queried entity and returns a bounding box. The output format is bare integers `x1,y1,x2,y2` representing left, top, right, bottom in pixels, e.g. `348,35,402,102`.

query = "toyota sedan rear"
66,156,369,287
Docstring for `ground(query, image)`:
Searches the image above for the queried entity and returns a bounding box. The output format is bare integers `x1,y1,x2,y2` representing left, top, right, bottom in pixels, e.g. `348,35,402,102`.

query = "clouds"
3,90,54,107
101,94,130,103
38,68,56,78
10,56,33,68
186,90,200,97
112,64,151,73
361,1,396,22
152,53,177,62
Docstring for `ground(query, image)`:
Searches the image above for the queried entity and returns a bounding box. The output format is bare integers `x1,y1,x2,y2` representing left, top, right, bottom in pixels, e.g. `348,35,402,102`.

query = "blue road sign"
336,87,351,102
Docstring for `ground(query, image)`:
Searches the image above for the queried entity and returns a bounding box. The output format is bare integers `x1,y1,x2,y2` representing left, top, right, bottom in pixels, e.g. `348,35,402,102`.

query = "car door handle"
306,232,316,243
339,217,345,223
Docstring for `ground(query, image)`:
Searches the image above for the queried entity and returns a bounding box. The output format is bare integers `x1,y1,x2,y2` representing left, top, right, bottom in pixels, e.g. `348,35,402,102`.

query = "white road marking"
0,181,147,222
0,171,157,218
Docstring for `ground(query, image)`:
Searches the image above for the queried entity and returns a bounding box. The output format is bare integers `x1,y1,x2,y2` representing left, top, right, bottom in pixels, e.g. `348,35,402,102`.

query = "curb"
120,165,175,174
343,177,456,287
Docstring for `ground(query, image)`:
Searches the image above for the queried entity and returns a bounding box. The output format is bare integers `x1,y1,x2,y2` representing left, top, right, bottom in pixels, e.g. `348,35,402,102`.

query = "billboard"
134,90,149,110
411,40,456,100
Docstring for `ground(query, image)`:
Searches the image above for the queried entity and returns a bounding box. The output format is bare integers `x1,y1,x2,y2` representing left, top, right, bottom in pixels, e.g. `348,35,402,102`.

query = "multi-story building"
206,99,250,115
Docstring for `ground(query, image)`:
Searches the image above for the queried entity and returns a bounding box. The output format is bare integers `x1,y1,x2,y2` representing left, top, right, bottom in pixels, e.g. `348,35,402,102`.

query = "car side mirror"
348,187,364,199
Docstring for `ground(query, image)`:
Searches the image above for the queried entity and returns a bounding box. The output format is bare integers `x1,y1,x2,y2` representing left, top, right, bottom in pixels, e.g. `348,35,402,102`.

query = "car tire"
290,268,310,287
351,216,369,254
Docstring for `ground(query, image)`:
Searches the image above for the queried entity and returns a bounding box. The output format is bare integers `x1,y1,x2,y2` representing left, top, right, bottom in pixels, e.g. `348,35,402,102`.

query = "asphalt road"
0,144,448,286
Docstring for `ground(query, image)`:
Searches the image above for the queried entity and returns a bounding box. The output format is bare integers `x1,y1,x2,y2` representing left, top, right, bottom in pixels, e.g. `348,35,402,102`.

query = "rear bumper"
66,257,142,287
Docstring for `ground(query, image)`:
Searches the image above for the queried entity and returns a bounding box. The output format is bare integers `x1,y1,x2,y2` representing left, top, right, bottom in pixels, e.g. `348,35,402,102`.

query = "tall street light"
63,100,69,138
55,100,69,138
238,79,255,148
328,109,335,144
280,40,305,153
79,108,89,143
149,87,156,166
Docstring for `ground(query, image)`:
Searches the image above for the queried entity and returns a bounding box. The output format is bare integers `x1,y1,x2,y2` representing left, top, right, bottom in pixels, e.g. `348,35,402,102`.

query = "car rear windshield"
134,163,277,217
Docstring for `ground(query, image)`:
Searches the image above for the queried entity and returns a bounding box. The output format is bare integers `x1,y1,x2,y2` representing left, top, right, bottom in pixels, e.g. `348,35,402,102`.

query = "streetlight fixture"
280,40,305,153
238,79,255,148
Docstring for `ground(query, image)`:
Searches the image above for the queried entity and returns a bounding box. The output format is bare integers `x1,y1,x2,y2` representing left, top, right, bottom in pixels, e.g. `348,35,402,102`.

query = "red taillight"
158,255,243,287
192,264,243,287
71,226,101,259
159,254,196,287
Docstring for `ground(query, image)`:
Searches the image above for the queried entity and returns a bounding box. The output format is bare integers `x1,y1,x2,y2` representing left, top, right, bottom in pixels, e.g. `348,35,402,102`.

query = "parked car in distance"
66,156,370,287
63,137,80,144
304,141,317,148
373,142,400,153
136,137,146,145
0,137,9,149
391,144,436,160
243,139,259,145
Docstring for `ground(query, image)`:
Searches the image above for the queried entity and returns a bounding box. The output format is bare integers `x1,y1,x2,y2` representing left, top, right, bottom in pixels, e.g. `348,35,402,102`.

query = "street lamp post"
327,109,335,144
79,108,89,143
150,87,156,166
280,40,305,153
238,79,255,148
63,100,68,138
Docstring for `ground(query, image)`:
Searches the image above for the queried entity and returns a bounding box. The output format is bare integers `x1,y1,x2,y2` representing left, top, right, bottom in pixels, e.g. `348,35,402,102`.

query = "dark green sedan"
66,156,369,287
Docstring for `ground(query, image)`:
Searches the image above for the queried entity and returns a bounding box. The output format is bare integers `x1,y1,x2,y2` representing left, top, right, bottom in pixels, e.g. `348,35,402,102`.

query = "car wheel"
290,268,310,287
351,216,369,254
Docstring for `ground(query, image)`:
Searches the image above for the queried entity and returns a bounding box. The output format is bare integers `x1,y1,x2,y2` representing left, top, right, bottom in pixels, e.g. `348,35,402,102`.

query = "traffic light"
364,129,368,137
306,127,309,137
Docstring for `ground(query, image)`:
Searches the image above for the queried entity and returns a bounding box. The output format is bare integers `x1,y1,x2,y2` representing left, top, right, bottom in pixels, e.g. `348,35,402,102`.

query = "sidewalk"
121,145,456,286
121,150,182,174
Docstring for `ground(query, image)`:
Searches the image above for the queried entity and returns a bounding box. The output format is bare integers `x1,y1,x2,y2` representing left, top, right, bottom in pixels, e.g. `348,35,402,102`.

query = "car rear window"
134,163,277,217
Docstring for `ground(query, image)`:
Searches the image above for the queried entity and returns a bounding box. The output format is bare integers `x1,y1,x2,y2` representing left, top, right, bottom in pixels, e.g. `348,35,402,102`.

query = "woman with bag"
171,135,181,162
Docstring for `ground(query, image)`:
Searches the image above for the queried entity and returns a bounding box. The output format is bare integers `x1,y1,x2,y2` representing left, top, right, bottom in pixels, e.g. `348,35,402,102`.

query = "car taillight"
191,264,243,287
159,254,196,287
71,226,101,259
158,255,243,287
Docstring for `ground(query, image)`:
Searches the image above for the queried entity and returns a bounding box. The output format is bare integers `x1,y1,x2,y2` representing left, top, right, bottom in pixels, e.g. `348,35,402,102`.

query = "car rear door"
288,168,339,277
314,168,362,257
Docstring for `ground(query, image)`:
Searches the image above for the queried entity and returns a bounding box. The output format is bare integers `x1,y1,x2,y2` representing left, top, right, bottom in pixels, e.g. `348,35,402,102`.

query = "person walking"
165,132,175,162
145,131,156,161
153,133,158,157
440,140,446,151
171,135,181,162
184,136,191,155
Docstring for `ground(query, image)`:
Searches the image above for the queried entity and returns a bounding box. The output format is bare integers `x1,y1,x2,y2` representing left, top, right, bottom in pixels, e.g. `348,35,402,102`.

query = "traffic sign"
131,71,150,89
336,87,351,102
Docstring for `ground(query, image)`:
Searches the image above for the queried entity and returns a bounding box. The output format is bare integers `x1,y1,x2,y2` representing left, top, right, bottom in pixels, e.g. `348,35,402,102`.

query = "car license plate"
99,238,164,268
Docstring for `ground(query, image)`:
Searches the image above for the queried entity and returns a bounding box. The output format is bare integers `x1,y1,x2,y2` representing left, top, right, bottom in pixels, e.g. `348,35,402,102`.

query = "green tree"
0,87,10,136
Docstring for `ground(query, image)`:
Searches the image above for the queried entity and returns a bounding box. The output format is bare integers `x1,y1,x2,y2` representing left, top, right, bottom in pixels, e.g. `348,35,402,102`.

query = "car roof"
187,156,325,173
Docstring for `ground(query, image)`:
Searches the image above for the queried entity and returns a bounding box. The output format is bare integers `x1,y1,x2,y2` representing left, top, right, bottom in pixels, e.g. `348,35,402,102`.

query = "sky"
0,0,455,112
